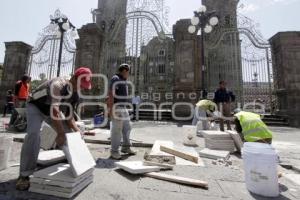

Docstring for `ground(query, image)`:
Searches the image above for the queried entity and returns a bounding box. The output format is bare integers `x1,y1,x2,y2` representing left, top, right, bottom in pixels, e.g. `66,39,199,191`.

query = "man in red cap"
16,67,92,191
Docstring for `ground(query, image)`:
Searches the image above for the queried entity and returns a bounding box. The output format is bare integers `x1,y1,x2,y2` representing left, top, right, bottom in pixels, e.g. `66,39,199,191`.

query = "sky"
0,0,300,63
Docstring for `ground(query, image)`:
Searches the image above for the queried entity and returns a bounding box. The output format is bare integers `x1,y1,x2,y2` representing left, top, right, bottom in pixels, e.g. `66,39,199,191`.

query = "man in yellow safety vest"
234,111,273,144
192,99,218,130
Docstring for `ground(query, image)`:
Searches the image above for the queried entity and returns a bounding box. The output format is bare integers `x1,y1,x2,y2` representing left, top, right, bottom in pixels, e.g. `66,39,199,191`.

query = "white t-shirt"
132,96,141,105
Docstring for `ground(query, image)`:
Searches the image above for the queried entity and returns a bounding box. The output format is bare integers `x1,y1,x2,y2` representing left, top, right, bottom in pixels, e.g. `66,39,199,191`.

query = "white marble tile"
115,161,161,174
37,150,66,166
199,148,230,160
29,176,93,198
40,122,57,150
63,132,96,177
32,163,93,183
30,175,93,193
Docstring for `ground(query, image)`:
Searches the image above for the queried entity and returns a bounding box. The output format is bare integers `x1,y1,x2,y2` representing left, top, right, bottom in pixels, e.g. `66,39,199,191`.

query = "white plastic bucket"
0,136,13,171
242,142,279,197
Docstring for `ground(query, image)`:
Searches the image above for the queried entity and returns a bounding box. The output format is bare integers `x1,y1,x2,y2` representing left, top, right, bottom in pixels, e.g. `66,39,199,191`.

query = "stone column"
75,23,104,116
0,42,32,111
75,23,103,74
269,32,300,127
172,19,202,117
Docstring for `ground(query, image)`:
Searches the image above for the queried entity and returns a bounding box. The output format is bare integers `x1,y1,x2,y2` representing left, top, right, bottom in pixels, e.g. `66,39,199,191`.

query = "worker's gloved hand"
55,134,66,147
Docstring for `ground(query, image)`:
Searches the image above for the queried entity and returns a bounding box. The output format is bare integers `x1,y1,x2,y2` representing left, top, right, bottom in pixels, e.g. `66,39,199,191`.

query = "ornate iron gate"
28,10,77,81
206,15,274,113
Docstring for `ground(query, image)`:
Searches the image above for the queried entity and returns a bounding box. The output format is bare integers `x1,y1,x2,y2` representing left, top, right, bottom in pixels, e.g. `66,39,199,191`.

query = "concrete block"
115,161,161,174
63,132,96,177
37,150,66,166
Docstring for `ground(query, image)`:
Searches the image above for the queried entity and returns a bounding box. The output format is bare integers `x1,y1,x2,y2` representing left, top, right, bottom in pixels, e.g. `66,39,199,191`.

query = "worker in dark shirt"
3,90,14,117
107,64,136,160
214,81,235,131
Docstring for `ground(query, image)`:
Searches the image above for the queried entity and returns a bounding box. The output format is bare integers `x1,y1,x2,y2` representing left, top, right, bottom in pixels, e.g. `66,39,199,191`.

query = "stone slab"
63,132,96,177
200,130,232,140
30,175,93,193
199,148,230,160
227,130,244,152
150,140,205,167
37,150,66,166
115,161,161,174
40,122,57,150
284,174,300,186
32,163,93,183
29,177,93,198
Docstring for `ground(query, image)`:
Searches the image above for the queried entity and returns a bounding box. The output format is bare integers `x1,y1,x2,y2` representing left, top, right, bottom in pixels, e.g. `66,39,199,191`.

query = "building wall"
139,36,175,104
0,42,32,111
269,32,300,127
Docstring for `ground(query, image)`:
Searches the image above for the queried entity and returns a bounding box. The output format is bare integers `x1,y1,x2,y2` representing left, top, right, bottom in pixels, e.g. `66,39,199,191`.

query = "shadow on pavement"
249,183,291,200
114,169,141,182
0,179,70,200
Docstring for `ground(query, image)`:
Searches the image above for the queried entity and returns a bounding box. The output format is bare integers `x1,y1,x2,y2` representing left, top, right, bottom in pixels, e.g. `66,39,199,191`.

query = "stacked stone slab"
29,164,93,198
200,131,236,153
29,133,96,198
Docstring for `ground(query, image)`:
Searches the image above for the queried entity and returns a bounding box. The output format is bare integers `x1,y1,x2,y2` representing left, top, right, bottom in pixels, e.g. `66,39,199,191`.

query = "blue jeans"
20,103,71,177
110,107,132,153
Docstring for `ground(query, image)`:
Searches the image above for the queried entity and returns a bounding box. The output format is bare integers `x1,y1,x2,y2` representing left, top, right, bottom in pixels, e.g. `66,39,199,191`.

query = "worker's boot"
110,151,122,160
16,176,30,191
121,147,137,155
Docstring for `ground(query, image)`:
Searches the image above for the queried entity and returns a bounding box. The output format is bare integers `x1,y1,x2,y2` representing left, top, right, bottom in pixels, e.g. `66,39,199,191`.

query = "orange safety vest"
18,81,30,100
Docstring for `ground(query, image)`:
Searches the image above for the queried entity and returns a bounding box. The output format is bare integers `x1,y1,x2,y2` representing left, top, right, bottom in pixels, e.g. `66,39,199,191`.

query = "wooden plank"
143,161,174,170
145,172,208,189
160,145,198,164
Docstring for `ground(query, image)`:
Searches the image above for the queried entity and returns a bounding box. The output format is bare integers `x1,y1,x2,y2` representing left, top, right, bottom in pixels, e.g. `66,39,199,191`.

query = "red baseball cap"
75,67,92,90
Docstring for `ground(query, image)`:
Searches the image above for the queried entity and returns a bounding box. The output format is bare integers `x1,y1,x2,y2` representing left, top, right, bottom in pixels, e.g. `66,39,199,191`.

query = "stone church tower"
95,0,128,78
202,0,243,103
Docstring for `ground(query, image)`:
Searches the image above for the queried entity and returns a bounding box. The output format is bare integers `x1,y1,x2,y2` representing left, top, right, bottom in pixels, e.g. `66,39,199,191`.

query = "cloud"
267,0,297,5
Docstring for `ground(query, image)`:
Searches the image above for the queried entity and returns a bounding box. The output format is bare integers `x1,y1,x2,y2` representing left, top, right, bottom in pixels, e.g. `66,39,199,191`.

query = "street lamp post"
50,10,76,77
188,5,219,98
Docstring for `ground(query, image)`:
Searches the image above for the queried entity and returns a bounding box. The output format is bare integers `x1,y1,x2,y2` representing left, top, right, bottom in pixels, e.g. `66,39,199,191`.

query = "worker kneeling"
192,99,218,130
234,111,273,144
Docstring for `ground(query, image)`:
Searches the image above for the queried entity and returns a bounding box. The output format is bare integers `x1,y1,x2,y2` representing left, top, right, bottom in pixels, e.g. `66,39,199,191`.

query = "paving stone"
29,177,93,198
40,122,57,150
63,132,96,177
115,161,161,174
150,140,205,166
37,150,66,166
30,175,93,193
199,148,230,160
32,163,93,183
